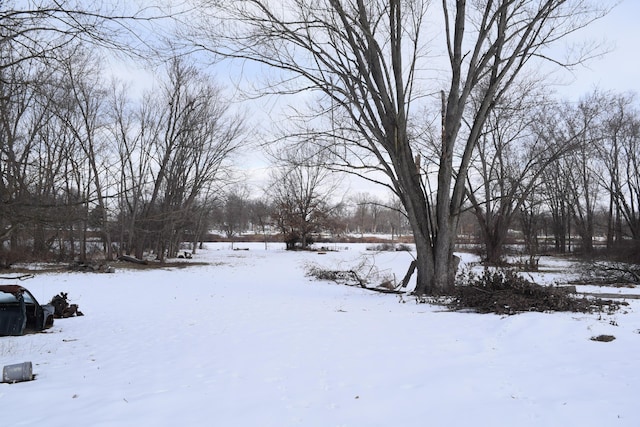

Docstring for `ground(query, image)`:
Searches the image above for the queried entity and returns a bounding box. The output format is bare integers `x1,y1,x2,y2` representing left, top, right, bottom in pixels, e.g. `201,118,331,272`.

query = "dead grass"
113,260,210,270
1,260,210,274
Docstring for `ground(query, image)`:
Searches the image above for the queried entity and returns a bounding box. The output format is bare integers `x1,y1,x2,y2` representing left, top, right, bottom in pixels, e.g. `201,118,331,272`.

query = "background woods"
0,0,246,263
1,0,639,280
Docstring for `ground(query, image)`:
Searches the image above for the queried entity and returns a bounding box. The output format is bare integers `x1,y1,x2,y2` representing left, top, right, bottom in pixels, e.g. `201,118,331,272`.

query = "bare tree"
109,85,161,258
219,186,251,247
542,157,572,253
110,57,246,261
0,41,84,260
563,95,606,255
268,143,342,250
0,50,43,247
350,192,384,236
597,92,640,246
0,0,171,71
32,80,88,260
248,198,273,249
467,86,539,263
52,47,117,260
187,0,610,293
518,188,544,267
466,85,581,264
0,1,182,262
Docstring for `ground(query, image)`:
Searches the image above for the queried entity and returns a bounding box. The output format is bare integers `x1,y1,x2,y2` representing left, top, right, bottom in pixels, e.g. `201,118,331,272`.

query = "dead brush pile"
450,269,624,315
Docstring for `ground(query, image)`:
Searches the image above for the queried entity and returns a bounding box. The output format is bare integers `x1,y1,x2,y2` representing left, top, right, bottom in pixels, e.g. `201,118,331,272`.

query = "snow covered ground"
1,243,638,426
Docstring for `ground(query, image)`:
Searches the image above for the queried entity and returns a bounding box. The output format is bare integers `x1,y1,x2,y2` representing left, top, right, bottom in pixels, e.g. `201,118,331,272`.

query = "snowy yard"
1,243,638,426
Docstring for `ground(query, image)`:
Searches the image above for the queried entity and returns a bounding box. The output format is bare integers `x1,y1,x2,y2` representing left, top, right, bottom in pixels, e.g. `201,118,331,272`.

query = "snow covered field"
1,243,639,426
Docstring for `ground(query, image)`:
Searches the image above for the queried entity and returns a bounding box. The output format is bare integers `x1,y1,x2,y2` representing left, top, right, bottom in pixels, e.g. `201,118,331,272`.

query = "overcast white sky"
118,1,638,95
242,0,640,198
110,0,640,199
557,0,640,97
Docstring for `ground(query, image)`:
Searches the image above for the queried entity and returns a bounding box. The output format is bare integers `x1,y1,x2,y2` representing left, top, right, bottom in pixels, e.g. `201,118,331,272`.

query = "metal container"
2,361,33,383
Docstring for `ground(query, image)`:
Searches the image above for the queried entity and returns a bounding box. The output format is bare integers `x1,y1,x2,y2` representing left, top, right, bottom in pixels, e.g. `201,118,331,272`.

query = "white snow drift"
1,243,638,426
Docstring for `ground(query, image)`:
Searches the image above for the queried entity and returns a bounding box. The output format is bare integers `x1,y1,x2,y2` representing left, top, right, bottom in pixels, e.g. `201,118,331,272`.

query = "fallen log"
368,287,405,294
579,292,640,300
118,255,148,265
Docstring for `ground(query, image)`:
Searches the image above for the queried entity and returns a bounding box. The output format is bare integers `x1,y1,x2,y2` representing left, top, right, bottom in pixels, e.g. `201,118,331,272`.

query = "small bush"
450,268,624,315
581,261,640,287
366,243,413,252
366,243,394,252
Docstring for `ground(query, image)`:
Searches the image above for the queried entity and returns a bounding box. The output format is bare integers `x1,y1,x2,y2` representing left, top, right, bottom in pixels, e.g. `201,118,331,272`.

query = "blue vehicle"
0,285,54,336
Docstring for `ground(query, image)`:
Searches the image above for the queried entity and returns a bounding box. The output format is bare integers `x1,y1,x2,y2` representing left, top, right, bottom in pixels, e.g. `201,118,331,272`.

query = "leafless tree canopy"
111,57,247,260
184,0,612,293
268,143,343,249
0,0,174,70
0,2,246,264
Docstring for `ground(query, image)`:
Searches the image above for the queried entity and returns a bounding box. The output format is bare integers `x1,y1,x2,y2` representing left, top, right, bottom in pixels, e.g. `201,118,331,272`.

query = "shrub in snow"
450,269,625,315
366,243,413,252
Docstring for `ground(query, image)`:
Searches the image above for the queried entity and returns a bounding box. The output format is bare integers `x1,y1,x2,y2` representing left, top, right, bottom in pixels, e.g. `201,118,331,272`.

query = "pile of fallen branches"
450,269,624,315
578,261,640,287
306,266,366,287
68,261,115,273
305,260,402,293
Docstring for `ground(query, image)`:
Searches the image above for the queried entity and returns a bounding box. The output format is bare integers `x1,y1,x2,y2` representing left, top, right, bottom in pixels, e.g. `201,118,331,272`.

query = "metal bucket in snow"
2,361,33,383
